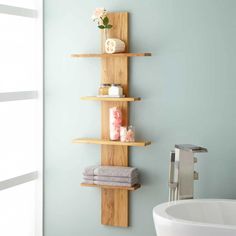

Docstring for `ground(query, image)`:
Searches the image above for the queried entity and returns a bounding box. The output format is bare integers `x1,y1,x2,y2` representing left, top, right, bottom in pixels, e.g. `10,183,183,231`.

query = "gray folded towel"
82,180,94,184
95,176,138,184
83,165,99,176
94,166,138,178
94,181,134,187
83,175,139,184
83,175,94,180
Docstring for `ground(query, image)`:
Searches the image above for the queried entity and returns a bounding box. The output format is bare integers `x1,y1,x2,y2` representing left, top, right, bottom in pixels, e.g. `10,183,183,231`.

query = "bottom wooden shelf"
80,183,141,191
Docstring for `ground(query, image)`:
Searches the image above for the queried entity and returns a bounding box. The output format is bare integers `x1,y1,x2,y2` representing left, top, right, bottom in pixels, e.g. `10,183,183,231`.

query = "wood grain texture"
80,183,141,191
73,138,151,147
102,189,128,227
71,52,152,58
101,12,130,227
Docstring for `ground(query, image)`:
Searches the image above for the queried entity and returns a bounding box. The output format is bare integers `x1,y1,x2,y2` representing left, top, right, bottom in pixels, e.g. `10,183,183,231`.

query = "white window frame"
0,1,43,236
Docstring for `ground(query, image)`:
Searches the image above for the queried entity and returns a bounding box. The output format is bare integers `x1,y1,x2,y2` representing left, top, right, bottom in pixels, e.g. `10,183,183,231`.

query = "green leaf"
98,25,105,29
103,16,109,26
106,24,112,29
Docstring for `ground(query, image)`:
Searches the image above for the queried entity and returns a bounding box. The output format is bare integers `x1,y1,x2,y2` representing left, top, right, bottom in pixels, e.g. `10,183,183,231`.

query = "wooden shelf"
81,96,141,102
80,183,141,191
74,12,151,227
73,138,151,147
71,52,151,58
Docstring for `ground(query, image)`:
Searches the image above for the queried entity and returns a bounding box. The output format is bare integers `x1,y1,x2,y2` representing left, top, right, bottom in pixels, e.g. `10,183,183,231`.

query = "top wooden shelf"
71,52,152,58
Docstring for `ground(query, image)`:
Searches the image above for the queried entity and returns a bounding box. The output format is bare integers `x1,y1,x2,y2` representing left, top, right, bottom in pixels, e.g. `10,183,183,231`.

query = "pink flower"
91,7,106,21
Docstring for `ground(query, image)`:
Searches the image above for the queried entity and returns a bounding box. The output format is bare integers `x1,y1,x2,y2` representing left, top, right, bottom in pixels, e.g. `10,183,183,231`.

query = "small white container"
108,84,123,97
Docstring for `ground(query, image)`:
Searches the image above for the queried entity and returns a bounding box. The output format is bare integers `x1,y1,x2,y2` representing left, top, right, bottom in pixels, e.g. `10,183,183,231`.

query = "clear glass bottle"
126,125,135,142
120,125,135,142
101,28,109,53
120,126,127,142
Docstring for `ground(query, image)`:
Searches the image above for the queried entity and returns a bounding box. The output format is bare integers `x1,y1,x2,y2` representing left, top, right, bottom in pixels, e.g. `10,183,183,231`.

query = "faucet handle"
175,144,208,153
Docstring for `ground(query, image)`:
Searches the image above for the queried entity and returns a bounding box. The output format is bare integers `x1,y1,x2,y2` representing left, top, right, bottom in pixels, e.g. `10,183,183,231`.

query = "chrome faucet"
168,144,208,201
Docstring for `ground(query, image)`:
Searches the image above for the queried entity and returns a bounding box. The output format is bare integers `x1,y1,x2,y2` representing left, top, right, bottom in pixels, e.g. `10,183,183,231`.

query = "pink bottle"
109,107,122,140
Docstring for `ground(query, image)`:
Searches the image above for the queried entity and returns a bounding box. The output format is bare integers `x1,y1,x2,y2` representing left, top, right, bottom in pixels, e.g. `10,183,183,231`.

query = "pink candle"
109,107,122,140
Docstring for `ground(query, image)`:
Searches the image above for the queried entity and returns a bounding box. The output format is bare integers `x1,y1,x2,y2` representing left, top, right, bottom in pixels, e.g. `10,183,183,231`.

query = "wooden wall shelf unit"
73,12,151,227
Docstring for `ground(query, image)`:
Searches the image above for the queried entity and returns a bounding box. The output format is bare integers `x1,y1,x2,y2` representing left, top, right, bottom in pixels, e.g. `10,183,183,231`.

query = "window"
0,1,43,236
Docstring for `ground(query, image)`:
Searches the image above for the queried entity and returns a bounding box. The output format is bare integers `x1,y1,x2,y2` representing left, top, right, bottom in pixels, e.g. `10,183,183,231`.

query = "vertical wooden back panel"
101,12,130,227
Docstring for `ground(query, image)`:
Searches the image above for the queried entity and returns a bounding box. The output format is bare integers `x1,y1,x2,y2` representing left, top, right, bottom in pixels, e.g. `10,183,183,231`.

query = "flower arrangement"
92,7,112,29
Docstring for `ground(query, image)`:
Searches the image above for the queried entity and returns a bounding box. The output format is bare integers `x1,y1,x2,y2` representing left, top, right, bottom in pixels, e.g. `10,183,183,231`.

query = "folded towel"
83,175,138,183
83,175,139,184
95,176,138,184
82,180,94,184
94,180,137,187
83,175,94,180
94,166,138,178
83,165,99,176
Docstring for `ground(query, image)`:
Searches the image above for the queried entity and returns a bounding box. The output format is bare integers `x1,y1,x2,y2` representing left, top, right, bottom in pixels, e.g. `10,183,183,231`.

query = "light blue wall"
44,0,236,235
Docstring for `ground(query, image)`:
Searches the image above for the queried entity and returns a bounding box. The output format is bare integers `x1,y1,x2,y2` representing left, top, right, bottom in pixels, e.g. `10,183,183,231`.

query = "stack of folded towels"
82,165,139,187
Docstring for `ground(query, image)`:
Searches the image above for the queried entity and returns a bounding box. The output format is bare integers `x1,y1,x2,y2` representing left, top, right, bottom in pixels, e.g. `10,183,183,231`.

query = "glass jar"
120,126,127,142
98,83,111,96
126,125,135,142
101,28,109,53
120,125,135,142
108,84,123,97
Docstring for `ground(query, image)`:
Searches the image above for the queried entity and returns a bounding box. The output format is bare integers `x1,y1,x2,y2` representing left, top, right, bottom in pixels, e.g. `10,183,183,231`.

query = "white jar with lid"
108,84,123,97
